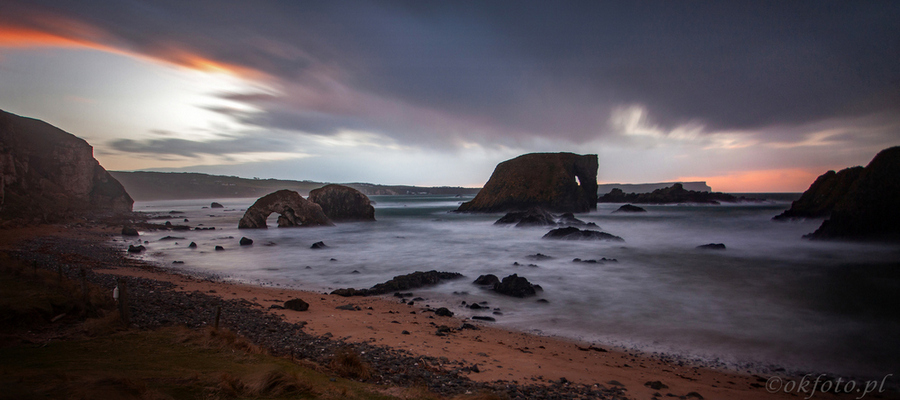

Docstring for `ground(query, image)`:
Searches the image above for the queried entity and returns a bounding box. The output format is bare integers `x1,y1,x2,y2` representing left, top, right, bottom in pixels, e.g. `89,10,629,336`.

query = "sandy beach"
5,223,896,400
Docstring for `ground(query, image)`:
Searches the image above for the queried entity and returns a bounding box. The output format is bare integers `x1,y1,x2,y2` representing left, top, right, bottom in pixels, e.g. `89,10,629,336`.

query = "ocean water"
126,195,900,378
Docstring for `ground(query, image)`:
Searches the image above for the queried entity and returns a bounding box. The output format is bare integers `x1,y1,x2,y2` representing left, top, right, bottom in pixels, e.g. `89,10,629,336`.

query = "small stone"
434,307,453,317
284,298,309,311
311,241,328,249
239,237,253,246
215,245,225,251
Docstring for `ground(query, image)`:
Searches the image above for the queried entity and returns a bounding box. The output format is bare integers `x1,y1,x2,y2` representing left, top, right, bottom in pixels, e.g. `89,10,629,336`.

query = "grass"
0,252,509,400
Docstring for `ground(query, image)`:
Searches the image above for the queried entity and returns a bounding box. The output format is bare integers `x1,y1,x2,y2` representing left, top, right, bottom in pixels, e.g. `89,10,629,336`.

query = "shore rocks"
434,307,454,317
284,298,310,311
210,202,224,208
805,146,900,241
121,226,139,236
127,244,145,253
239,237,253,246
696,243,726,250
457,153,598,213
773,167,864,221
493,274,541,297
308,184,376,222
188,242,197,248
599,183,756,204
238,190,333,229
0,109,133,222
332,270,464,297
614,204,647,213
542,227,624,241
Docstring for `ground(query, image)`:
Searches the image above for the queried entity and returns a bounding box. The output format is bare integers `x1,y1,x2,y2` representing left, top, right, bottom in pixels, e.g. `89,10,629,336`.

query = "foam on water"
126,196,900,378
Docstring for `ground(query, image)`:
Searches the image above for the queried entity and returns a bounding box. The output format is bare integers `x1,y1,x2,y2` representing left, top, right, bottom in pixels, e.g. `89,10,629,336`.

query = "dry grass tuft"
173,326,263,354
329,346,372,381
217,368,311,397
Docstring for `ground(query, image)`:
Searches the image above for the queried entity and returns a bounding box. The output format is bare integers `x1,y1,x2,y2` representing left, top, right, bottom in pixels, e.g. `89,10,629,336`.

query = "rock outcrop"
494,207,557,227
806,146,900,241
307,184,375,222
773,167,864,220
493,274,542,297
0,110,133,221
613,204,647,213
598,183,756,204
238,190,333,229
457,153,598,213
331,270,464,297
542,227,624,241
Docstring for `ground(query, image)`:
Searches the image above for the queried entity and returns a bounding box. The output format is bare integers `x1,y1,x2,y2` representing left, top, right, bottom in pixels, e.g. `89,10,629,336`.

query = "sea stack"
0,110,133,222
457,152,598,213
238,190,333,228
308,184,376,222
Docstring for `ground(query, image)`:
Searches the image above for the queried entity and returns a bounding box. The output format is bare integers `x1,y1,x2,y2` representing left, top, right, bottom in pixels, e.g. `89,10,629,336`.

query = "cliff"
0,110,132,222
598,183,752,204
457,153,598,213
806,146,900,241
773,167,864,220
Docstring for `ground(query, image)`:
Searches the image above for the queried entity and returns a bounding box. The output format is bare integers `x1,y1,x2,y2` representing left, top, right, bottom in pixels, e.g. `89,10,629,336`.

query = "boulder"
773,167,864,220
331,270,464,297
210,202,224,208
127,245,145,253
494,207,557,227
599,183,758,204
696,243,726,250
215,245,225,251
473,274,500,286
806,146,900,241
284,298,309,311
121,226,139,236
308,184,376,222
239,237,253,246
0,110,133,222
613,204,647,213
238,190,333,229
457,153,598,213
493,274,541,297
556,212,598,228
311,241,328,249
188,242,197,248
542,227,624,241
434,307,454,317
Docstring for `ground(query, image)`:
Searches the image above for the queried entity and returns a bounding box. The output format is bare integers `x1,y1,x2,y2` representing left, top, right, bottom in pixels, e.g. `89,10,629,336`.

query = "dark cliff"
0,110,132,222
806,146,900,241
457,153,598,213
773,167,864,220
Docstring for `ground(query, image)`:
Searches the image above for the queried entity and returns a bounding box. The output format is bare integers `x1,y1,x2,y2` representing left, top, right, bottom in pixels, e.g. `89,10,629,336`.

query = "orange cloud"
676,168,823,193
0,21,260,78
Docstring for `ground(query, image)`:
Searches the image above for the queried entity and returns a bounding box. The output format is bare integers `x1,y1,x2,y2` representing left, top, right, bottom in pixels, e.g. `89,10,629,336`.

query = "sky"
1,1,898,192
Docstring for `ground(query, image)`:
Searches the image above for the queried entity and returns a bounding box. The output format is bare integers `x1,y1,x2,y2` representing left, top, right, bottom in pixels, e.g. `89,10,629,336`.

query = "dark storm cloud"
6,0,899,146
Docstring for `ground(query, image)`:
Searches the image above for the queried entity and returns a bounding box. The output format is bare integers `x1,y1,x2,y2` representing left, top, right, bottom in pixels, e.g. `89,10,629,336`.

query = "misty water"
125,195,900,378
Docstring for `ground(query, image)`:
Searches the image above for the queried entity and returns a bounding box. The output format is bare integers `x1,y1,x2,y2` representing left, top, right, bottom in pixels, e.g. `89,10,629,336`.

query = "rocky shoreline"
10,232,628,400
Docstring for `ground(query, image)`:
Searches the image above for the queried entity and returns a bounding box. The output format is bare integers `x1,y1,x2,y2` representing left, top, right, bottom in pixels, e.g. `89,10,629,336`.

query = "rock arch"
238,190,333,229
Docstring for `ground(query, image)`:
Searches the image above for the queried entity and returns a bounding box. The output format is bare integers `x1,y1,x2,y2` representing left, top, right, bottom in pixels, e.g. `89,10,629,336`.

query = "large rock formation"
598,183,756,204
307,184,375,222
238,190,333,228
806,146,900,241
773,167,864,220
0,110,133,222
457,153,598,213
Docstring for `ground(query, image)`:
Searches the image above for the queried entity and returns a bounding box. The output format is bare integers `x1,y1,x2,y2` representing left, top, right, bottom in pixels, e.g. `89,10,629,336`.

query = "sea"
124,195,900,379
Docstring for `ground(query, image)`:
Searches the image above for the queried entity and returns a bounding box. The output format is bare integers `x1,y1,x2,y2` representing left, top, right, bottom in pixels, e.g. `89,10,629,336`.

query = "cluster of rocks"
473,273,543,298
495,207,599,228
11,236,628,399
599,183,760,204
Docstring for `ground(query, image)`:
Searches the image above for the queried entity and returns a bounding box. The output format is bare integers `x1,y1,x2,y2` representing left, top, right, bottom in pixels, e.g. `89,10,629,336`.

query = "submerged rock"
308,184,376,222
494,207,557,227
238,189,333,229
696,243,726,250
239,237,253,246
473,274,500,286
331,270,464,297
311,241,328,249
121,226,139,236
127,244,145,253
613,204,647,213
542,227,624,241
457,152,598,213
210,202,224,208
